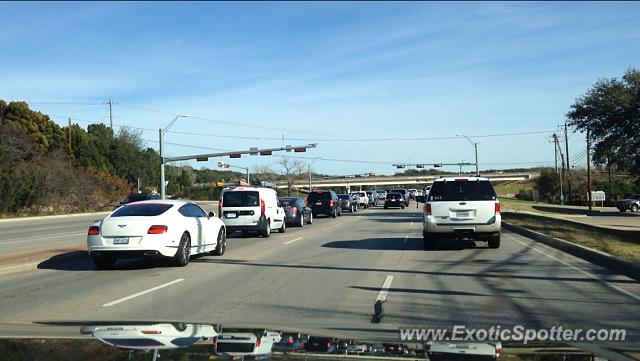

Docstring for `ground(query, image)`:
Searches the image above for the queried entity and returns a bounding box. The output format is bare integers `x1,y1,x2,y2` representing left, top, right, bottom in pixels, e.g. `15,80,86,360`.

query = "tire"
92,255,115,269
261,220,271,238
632,204,639,213
298,212,305,227
488,234,501,249
279,220,287,233
172,232,191,267
353,205,357,213
308,212,313,225
338,208,342,217
423,231,435,250
384,206,388,209
172,323,187,332
332,208,337,218
401,205,405,209
212,228,226,256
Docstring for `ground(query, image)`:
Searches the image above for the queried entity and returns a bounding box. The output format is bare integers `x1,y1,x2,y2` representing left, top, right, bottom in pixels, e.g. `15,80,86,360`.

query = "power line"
26,101,103,106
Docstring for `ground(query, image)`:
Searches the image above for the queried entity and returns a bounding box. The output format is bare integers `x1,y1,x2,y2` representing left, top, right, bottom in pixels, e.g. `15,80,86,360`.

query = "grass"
505,215,640,263
500,198,592,216
494,179,534,197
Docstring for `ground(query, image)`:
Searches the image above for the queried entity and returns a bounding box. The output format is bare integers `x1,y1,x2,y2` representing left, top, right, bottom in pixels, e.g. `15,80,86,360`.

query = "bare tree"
277,157,305,196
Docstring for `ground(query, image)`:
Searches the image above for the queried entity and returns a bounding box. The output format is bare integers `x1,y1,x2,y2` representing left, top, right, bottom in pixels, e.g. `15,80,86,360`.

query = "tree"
277,157,305,196
567,68,640,181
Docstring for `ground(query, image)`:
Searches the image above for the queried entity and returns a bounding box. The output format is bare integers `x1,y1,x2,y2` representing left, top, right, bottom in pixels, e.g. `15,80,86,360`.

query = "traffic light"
416,164,424,168
433,163,443,168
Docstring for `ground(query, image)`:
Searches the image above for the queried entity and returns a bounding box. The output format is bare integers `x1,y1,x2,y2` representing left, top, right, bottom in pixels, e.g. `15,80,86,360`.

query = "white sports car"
87,200,226,268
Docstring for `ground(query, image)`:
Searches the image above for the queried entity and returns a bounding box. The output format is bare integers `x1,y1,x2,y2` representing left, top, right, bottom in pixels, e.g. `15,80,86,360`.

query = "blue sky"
1,2,639,175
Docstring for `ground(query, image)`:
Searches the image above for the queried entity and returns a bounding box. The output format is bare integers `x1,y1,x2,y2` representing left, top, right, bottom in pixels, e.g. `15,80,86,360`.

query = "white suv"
219,187,286,237
421,177,501,249
350,191,369,208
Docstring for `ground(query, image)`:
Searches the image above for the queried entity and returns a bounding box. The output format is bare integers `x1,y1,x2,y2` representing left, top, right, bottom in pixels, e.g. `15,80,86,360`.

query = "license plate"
457,211,470,218
113,237,129,244
226,212,237,218
316,201,322,205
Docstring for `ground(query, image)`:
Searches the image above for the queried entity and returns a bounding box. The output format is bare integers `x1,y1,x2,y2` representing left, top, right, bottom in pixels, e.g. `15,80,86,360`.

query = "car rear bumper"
88,246,177,258
424,216,501,235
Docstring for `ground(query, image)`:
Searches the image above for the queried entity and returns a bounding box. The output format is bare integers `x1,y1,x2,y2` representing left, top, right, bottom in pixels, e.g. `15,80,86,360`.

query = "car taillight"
256,337,261,348
88,226,100,235
261,198,265,216
142,330,161,334
290,206,298,213
80,329,93,335
495,202,501,214
148,225,168,234
425,204,432,215
329,199,334,207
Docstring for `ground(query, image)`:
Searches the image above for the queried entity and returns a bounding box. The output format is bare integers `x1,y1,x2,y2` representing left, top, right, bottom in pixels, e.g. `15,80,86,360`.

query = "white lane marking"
2,231,85,244
284,237,303,245
403,235,408,243
376,275,394,302
506,234,640,302
103,279,185,307
333,222,342,227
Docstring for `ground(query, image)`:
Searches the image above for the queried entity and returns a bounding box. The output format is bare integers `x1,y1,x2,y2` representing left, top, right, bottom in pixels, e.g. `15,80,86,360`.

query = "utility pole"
564,123,571,203
106,99,113,129
308,164,312,192
553,133,558,173
474,142,479,176
67,117,72,153
586,128,592,211
159,128,165,198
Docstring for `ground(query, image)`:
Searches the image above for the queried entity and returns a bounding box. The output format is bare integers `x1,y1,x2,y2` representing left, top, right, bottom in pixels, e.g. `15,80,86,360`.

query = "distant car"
347,344,368,354
215,330,282,358
617,193,640,213
338,194,357,212
279,197,313,227
274,333,309,352
421,177,501,249
408,189,418,199
350,191,369,208
115,193,161,209
307,190,342,218
365,190,378,206
81,323,220,351
87,200,227,269
384,193,405,209
304,337,335,353
391,189,410,206
375,190,387,203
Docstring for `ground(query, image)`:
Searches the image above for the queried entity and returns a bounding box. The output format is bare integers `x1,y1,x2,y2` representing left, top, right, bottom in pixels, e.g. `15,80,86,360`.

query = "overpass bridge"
277,173,535,192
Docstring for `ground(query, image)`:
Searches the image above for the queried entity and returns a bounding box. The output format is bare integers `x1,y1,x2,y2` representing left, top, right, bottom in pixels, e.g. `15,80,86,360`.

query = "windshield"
111,203,173,217
2,2,639,358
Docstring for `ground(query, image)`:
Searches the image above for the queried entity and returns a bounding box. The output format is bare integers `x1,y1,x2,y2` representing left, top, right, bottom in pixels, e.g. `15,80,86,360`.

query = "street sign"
589,191,606,202
249,147,259,156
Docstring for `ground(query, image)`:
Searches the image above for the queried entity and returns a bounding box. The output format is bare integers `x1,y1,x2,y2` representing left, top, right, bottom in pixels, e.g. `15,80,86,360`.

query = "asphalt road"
0,205,638,347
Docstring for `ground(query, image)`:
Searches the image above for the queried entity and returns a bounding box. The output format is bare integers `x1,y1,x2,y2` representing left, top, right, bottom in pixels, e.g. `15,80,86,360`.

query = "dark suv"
307,190,342,218
390,189,410,206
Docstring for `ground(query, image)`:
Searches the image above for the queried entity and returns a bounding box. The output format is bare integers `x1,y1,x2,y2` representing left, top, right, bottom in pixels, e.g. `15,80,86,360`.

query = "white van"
219,187,286,237
215,330,282,357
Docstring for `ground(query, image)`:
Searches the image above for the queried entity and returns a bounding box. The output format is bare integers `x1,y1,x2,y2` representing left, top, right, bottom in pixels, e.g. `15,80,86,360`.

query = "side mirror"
415,195,426,203
208,211,216,218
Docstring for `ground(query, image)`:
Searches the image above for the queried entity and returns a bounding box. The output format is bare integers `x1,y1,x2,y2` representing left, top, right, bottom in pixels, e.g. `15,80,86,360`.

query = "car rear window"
308,191,331,202
217,342,256,353
103,338,165,347
393,189,406,194
428,180,497,202
111,203,173,217
223,191,260,207
279,198,295,207
386,193,401,199
338,195,350,200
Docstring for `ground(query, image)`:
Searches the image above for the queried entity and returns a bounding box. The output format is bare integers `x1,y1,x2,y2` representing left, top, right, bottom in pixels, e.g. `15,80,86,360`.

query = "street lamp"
217,161,250,185
457,134,479,176
160,115,189,199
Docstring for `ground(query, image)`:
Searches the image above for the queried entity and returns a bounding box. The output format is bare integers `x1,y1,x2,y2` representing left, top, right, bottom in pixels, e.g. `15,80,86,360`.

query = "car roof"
435,176,489,182
121,199,191,206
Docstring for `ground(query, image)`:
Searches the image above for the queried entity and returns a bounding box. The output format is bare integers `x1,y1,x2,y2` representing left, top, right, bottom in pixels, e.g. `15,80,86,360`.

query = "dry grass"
506,216,640,263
